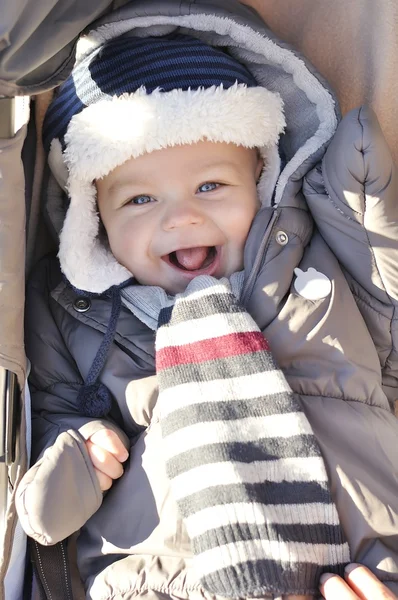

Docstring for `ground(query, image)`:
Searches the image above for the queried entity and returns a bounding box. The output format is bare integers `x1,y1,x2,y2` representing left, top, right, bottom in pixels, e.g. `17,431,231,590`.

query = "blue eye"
130,195,153,205
198,182,219,193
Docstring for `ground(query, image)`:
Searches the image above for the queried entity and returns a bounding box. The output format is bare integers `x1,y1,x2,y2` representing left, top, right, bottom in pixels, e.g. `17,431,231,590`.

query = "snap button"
276,230,289,245
73,297,91,313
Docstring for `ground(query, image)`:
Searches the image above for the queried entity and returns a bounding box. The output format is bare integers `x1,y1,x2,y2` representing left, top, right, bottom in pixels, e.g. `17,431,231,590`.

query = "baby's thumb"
89,428,129,462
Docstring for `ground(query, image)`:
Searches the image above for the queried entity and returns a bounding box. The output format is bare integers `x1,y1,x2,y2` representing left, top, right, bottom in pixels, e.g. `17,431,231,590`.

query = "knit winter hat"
43,33,285,294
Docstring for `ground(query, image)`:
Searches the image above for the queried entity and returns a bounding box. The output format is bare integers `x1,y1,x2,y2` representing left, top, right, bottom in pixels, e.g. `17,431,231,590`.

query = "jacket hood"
44,0,339,294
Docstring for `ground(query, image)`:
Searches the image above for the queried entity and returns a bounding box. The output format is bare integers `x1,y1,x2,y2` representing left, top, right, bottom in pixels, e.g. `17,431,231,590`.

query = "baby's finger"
86,440,124,480
319,573,359,599
89,429,129,462
94,468,113,492
344,564,397,600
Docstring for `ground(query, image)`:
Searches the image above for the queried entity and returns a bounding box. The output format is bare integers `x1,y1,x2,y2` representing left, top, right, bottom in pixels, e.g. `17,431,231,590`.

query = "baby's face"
97,141,263,294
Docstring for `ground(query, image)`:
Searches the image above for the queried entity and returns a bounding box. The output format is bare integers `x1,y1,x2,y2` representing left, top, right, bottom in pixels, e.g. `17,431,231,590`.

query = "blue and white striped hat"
43,33,262,152
44,33,285,293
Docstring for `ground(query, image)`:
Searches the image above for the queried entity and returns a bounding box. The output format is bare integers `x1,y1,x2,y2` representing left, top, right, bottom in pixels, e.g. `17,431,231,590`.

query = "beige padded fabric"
242,0,398,163
0,127,28,384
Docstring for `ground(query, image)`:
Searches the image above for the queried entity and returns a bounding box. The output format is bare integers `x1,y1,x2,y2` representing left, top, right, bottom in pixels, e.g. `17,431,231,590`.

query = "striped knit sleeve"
155,275,350,598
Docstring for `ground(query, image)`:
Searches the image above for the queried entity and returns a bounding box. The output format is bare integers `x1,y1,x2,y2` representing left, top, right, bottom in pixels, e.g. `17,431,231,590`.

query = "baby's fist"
86,428,129,491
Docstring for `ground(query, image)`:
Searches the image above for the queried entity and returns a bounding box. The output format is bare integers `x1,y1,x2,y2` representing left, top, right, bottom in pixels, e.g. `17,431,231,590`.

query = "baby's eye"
129,195,154,205
197,182,220,193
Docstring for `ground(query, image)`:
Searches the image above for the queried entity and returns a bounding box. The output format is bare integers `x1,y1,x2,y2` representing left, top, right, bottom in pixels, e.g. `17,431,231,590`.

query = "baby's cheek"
108,230,133,268
236,215,256,246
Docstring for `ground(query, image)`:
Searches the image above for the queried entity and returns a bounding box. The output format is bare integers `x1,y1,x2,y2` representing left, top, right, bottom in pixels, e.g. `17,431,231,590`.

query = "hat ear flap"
58,179,132,293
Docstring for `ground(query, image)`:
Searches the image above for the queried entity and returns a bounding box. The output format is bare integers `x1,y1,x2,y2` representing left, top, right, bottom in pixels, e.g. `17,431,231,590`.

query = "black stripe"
159,292,242,326
166,435,320,478
177,481,332,515
200,559,346,597
158,351,283,389
193,521,344,551
161,391,300,435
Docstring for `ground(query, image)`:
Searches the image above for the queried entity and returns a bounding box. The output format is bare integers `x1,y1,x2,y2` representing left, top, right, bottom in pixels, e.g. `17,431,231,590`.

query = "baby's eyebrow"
195,160,238,171
107,179,145,196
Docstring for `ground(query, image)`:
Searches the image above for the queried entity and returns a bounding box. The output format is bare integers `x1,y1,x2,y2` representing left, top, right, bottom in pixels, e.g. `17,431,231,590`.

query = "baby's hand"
320,564,397,599
86,428,129,491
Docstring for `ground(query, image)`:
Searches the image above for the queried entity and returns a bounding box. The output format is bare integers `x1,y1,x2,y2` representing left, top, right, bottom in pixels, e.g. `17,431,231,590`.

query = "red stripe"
156,331,270,371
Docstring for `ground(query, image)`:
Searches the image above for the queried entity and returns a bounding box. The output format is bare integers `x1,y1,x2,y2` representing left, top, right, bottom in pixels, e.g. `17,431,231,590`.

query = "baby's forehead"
103,141,259,184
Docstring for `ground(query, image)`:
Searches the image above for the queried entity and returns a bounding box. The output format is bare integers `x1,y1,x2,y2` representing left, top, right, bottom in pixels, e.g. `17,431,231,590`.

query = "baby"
88,137,263,490
16,20,398,600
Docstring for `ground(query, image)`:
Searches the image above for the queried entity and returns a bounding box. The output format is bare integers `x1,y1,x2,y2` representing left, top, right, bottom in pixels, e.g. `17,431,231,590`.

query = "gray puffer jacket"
15,1,398,599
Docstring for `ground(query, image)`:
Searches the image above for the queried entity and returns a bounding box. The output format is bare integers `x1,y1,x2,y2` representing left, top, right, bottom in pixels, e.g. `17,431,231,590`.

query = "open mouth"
164,246,219,274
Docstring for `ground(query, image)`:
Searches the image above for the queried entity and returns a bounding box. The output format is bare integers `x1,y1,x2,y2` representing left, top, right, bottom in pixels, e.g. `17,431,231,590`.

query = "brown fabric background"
242,0,398,163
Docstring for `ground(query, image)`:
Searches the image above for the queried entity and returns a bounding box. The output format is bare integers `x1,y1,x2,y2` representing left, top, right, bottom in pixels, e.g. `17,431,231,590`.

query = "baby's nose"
162,202,205,230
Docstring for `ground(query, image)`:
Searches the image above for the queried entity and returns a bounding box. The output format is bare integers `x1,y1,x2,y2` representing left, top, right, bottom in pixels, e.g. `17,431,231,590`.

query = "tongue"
175,247,209,270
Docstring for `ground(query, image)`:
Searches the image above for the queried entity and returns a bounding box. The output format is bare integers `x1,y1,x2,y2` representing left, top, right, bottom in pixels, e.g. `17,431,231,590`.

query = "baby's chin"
133,274,190,296
159,276,195,296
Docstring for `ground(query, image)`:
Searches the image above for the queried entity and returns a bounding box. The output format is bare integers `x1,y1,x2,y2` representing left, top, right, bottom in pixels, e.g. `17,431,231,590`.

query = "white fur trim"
64,84,285,182
58,179,131,293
